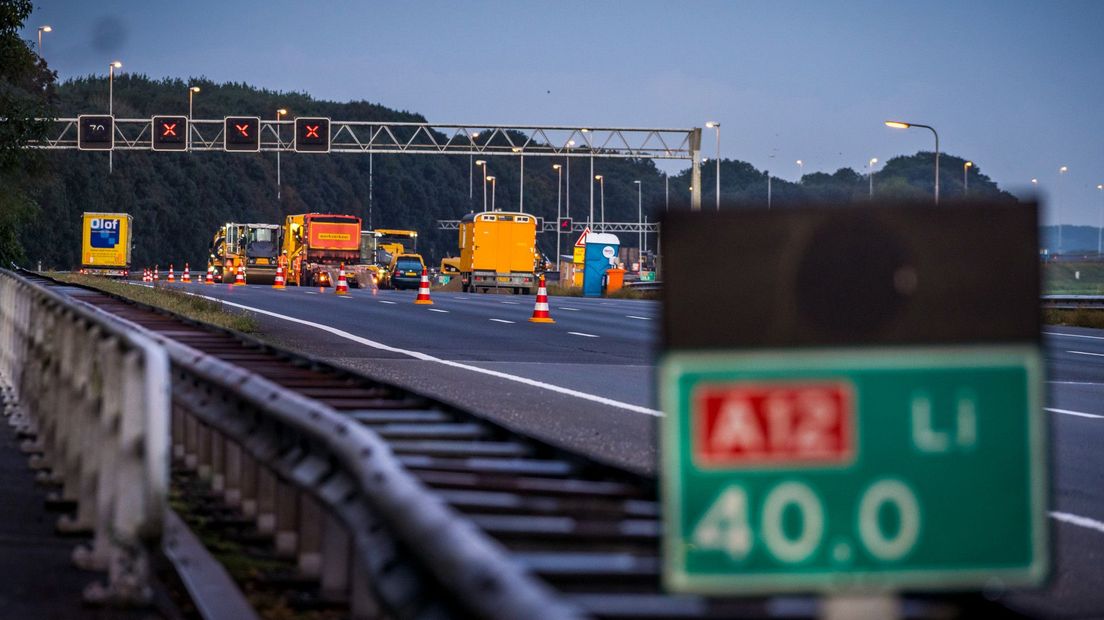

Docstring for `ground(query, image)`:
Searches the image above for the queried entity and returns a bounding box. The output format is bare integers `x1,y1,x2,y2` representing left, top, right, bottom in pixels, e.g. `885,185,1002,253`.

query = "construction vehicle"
355,228,424,289
458,211,540,294
439,257,461,284
79,212,133,277
283,213,362,287
207,223,283,284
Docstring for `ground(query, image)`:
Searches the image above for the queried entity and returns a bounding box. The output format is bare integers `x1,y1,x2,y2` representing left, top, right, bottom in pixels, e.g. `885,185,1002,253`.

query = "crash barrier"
0,269,170,605
10,270,578,619
1041,294,1104,310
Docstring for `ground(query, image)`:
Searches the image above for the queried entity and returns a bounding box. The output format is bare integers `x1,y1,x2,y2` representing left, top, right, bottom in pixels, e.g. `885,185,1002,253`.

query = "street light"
487,176,496,211
796,159,804,182
275,109,288,200
553,164,563,262
964,161,973,196
188,86,201,120
706,121,721,210
565,139,574,232
595,175,605,231
469,132,479,205
634,180,642,262
885,120,940,203
868,158,878,198
108,61,122,174
512,147,524,212
37,25,51,57
475,160,488,212
1057,166,1070,252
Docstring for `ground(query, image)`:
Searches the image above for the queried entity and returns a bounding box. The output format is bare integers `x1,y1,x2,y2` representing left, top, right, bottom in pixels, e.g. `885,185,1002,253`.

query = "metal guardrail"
1041,294,1104,309
0,269,170,605
9,270,579,619
624,280,662,292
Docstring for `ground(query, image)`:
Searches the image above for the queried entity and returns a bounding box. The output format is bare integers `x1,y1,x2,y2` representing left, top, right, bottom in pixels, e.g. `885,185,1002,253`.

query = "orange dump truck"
283,213,362,287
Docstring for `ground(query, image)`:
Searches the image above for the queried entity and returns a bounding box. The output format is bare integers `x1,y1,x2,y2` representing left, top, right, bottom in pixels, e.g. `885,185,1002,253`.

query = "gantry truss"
438,220,661,233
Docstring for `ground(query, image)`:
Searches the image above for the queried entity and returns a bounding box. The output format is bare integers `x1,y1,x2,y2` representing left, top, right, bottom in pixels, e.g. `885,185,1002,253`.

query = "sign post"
659,203,1048,607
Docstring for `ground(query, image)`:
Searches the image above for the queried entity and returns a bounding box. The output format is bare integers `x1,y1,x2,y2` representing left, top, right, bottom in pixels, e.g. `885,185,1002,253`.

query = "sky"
21,0,1104,226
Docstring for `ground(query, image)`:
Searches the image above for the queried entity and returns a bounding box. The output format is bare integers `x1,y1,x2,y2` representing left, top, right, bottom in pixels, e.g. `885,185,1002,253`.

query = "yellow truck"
80,212,133,277
208,223,282,284
458,211,540,294
283,213,362,287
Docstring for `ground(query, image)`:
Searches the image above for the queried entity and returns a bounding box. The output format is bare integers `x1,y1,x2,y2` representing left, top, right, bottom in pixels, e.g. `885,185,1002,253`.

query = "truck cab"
284,213,362,287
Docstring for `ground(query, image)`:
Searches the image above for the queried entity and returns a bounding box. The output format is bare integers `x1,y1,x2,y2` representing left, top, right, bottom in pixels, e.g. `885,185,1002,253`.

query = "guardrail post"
297,495,324,578
240,451,259,517
223,439,243,507
319,514,351,601
256,468,277,534
275,481,300,557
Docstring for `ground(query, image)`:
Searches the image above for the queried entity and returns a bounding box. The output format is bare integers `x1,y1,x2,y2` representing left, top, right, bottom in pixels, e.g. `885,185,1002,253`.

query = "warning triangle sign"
574,226,591,248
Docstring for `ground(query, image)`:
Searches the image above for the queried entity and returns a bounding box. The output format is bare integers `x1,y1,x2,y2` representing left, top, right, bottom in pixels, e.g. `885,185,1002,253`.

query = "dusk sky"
22,0,1104,225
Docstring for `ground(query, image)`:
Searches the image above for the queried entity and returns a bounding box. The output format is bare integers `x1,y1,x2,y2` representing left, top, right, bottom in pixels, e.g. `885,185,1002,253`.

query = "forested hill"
20,75,1018,269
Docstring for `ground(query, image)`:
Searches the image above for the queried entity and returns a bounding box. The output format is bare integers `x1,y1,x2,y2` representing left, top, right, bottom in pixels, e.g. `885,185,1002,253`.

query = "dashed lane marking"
559,307,580,311
1046,331,1104,341
1046,407,1104,420
378,300,397,305
185,294,662,416
1051,511,1104,535
568,331,599,338
1067,350,1104,358
626,315,651,320
500,301,520,305
428,308,449,313
489,318,515,324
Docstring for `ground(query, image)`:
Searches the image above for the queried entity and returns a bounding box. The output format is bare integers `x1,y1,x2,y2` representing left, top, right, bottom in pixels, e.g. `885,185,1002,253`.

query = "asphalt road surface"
152,281,1104,617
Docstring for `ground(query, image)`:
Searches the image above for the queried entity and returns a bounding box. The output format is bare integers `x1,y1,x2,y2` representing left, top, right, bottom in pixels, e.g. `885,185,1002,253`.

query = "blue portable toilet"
583,232,621,297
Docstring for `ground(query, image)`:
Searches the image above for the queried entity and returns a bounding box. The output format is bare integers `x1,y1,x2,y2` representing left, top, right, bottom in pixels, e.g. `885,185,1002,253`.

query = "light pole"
566,140,574,229
868,158,878,198
188,86,200,120
634,180,642,264
766,170,772,209
706,121,721,210
276,108,287,201
512,147,524,212
37,25,51,57
476,160,487,212
553,164,563,263
964,161,973,196
595,175,605,231
487,176,496,211
1097,184,1104,256
796,159,804,182
469,131,479,206
108,61,122,174
885,120,940,203
1059,166,1069,254
665,173,669,212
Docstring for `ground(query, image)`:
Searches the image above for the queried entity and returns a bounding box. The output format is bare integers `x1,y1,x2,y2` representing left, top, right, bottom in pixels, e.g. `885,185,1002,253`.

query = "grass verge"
50,274,259,334
1043,308,1104,329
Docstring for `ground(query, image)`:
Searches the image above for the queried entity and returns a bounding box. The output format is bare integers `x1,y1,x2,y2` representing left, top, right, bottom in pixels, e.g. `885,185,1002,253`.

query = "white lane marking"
1051,511,1104,535
568,331,599,338
378,300,397,305
1046,407,1104,420
188,294,662,416
500,301,520,305
1048,381,1104,386
626,315,651,320
305,292,318,295
559,307,580,311
489,318,515,324
1046,331,1104,341
428,308,449,313
1067,350,1104,358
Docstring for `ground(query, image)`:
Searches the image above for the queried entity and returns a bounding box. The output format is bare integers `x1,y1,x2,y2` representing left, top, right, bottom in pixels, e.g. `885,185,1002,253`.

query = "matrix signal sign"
294,117,330,153
77,115,114,151
152,116,188,151
224,116,260,152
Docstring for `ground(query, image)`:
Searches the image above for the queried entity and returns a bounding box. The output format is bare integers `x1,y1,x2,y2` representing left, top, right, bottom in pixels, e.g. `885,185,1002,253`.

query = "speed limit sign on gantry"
659,203,1048,594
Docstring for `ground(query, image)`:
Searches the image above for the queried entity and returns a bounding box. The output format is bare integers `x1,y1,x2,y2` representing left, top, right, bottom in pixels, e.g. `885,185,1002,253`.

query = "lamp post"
487,176,496,211
634,180,642,263
108,61,122,174
553,164,563,263
1059,166,1069,254
964,161,973,196
706,121,721,210
595,175,605,231
868,158,878,198
796,159,804,182
469,131,479,206
37,25,51,57
188,86,200,120
1097,184,1104,256
476,160,487,212
276,108,287,201
512,147,524,212
766,170,772,209
566,139,574,230
885,120,940,203
665,173,669,212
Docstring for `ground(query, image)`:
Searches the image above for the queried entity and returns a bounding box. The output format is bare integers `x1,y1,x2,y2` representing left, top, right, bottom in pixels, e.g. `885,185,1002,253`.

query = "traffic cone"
142,268,149,283
205,264,214,284
414,267,433,305
273,264,286,289
182,263,191,283
234,264,246,286
335,263,349,295
528,273,555,323
167,264,175,283
153,265,159,282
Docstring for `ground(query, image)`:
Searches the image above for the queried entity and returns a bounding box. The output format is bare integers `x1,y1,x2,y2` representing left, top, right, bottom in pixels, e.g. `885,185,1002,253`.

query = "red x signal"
305,124,320,139
235,124,250,137
161,122,177,137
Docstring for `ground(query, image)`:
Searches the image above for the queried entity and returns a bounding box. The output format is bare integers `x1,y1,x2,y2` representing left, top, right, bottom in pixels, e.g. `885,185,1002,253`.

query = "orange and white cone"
528,274,555,323
335,263,349,295
153,266,159,282
142,268,149,283
414,267,433,305
167,264,175,283
182,263,191,283
234,264,246,286
273,264,286,289
205,264,214,284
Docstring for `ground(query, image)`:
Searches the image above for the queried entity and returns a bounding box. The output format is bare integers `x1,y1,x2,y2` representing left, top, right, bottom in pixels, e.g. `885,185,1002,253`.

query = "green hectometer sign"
661,345,1047,594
